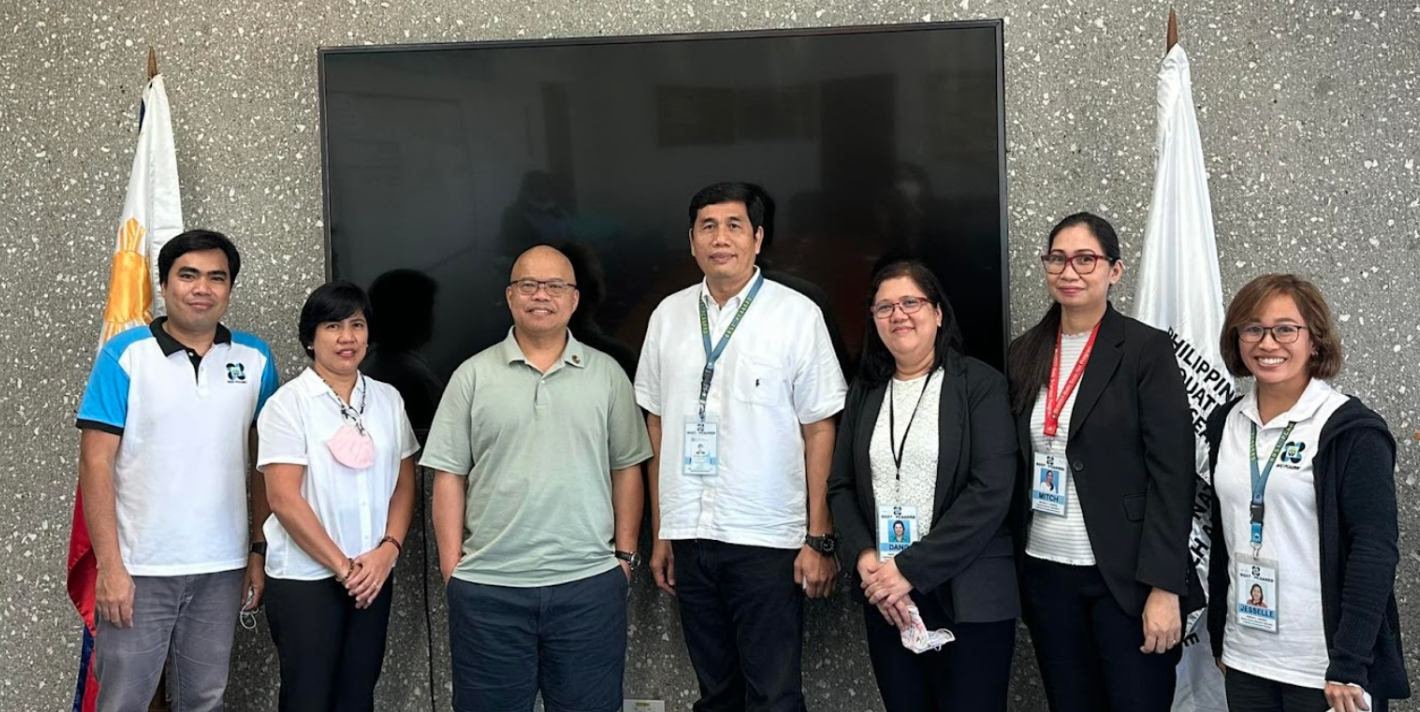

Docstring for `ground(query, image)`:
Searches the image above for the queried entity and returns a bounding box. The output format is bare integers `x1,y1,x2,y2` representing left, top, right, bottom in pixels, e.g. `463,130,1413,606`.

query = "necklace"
319,372,367,435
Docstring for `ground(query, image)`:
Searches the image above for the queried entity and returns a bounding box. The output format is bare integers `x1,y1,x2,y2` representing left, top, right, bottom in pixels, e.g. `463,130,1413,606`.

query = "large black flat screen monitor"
320,22,1008,424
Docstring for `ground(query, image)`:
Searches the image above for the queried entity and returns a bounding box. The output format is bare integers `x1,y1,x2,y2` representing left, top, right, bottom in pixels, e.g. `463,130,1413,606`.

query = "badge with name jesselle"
683,416,719,477
1030,451,1069,516
1235,553,1280,633
877,504,918,561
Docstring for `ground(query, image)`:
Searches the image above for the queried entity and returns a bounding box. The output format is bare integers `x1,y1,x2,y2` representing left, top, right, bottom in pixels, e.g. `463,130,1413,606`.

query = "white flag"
99,74,183,344
1133,44,1234,712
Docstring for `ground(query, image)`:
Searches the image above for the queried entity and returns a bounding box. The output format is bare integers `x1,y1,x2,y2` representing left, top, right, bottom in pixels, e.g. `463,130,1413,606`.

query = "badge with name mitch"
1030,451,1068,516
683,417,719,477
877,505,918,561
1235,553,1280,633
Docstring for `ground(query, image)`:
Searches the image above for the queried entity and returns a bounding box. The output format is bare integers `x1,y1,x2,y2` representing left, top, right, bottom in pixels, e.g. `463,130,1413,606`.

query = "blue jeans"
94,570,243,712
447,566,628,712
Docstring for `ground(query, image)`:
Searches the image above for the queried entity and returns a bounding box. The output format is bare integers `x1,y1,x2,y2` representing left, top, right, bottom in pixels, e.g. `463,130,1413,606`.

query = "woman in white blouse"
1205,274,1407,712
257,281,418,712
827,259,1019,711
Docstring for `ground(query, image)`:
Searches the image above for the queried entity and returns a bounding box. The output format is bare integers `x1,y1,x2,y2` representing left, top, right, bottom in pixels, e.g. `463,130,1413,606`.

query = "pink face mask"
327,422,375,469
323,375,375,470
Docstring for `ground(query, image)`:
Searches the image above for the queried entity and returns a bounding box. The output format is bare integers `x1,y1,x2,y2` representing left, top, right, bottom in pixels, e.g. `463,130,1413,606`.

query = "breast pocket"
732,355,786,408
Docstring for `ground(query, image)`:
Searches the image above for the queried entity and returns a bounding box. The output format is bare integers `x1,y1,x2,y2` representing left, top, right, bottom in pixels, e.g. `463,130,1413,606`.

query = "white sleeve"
395,391,420,459
256,389,308,470
634,306,664,416
791,306,848,424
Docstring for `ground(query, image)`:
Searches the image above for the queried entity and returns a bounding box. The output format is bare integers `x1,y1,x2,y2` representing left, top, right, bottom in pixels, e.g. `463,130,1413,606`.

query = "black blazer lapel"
854,384,887,517
1067,304,1125,440
932,359,967,523
1015,394,1035,463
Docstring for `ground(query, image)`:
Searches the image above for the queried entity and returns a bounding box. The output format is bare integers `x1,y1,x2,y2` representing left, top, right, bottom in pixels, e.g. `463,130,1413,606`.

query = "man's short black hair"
686,182,768,234
299,281,372,359
157,229,242,286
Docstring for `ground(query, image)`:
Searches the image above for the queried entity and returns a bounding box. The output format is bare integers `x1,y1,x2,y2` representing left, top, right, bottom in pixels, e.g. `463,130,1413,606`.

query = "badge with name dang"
877,505,918,561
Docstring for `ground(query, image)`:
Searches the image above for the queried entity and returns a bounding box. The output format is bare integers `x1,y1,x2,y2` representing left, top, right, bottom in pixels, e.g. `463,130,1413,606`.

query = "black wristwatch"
614,550,642,569
804,533,838,556
249,542,267,557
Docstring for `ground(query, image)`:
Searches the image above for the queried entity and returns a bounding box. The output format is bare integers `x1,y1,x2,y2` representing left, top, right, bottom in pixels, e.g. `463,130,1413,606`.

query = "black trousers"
264,575,394,712
862,591,1015,712
1021,557,1180,712
672,539,805,712
1224,667,1386,712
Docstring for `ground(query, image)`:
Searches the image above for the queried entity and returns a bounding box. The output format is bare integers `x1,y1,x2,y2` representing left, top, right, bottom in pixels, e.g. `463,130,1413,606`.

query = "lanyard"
1043,323,1100,438
1248,420,1296,552
320,373,368,435
696,273,765,421
889,371,933,480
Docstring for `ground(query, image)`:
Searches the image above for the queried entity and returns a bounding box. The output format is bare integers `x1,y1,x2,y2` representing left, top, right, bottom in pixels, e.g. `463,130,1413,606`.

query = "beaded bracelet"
335,558,356,583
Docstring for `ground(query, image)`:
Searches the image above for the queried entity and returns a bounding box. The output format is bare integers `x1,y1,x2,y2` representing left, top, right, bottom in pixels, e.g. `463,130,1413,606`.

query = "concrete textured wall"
1,0,1416,710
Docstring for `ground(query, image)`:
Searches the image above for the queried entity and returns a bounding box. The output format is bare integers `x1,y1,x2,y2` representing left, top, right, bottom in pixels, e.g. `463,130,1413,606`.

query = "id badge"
1030,451,1069,516
1234,553,1280,633
877,505,918,561
683,416,719,477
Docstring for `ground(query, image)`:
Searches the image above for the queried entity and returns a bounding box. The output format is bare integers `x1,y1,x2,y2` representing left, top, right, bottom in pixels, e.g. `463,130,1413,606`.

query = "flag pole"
1166,8,1179,54
147,47,158,80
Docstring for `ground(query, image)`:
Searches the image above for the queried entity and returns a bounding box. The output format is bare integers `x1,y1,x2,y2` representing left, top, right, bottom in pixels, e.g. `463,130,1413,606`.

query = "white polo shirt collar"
698,267,762,318
1239,378,1335,429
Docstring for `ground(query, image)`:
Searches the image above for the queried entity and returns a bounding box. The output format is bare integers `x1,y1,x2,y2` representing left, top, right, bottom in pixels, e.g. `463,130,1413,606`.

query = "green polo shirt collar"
497,327,588,373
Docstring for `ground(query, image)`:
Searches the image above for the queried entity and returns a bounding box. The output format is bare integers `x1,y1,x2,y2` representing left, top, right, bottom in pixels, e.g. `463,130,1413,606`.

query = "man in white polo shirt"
636,182,847,711
76,230,278,712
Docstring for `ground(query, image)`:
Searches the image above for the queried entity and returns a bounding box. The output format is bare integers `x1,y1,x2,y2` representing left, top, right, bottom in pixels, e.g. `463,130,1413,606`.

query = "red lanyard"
1043,323,1100,438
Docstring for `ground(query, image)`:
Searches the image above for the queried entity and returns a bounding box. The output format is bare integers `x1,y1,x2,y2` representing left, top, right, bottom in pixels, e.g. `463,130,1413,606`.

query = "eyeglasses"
870,296,932,319
1040,252,1111,275
1238,324,1309,344
509,278,577,297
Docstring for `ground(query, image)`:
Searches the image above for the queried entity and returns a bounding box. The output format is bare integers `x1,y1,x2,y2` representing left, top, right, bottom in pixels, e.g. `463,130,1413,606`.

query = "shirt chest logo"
225,362,247,384
1278,440,1307,469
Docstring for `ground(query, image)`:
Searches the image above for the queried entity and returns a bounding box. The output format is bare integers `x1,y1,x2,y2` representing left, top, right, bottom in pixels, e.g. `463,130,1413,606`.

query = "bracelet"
379,535,402,554
335,557,356,583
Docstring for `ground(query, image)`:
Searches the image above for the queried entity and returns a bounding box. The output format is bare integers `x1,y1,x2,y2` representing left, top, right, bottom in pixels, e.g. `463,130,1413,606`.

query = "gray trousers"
94,569,243,712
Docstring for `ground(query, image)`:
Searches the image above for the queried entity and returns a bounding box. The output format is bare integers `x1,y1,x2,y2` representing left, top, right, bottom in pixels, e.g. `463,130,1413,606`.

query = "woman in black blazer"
1007,212,1198,712
828,259,1019,712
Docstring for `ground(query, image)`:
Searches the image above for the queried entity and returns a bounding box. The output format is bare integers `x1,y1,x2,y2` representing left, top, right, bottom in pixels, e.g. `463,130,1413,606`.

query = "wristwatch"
614,550,642,569
804,533,838,556
249,542,267,557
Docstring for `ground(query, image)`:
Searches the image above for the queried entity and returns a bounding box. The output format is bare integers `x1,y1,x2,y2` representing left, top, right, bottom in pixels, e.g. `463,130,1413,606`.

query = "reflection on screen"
322,24,1007,380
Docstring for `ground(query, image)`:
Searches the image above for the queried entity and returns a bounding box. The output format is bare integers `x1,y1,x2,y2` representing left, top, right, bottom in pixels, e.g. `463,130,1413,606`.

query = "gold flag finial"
147,47,158,80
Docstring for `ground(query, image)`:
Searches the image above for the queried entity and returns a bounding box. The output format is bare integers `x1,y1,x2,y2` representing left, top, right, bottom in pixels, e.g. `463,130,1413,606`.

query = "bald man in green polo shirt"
423,245,652,712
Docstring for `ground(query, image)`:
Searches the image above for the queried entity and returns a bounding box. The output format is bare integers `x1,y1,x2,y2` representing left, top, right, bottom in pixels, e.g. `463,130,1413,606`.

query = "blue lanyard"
1248,420,1296,551
696,273,764,422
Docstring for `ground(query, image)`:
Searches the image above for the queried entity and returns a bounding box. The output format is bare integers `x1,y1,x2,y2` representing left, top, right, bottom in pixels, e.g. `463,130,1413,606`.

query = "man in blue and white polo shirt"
77,229,279,712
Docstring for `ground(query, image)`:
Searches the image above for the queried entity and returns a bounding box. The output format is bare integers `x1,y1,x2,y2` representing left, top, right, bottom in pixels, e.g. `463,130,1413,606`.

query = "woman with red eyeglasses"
1006,212,1200,712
